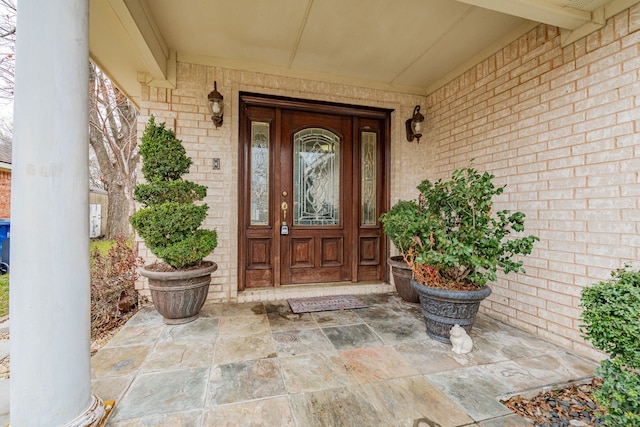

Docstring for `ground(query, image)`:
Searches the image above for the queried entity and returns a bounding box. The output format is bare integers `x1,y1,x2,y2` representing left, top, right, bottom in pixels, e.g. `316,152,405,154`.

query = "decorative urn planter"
140,261,217,324
411,279,491,343
388,256,419,303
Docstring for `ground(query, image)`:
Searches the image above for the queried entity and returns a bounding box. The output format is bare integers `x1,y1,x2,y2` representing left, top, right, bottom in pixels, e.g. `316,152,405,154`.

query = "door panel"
239,94,389,290
280,111,352,285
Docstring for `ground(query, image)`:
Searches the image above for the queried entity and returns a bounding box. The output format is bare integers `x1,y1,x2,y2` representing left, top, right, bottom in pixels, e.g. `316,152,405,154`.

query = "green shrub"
580,266,640,426
379,200,424,253
380,166,538,288
130,116,217,268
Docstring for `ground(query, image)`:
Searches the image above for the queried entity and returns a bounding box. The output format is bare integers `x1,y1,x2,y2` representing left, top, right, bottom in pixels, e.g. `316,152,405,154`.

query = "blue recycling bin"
0,219,10,267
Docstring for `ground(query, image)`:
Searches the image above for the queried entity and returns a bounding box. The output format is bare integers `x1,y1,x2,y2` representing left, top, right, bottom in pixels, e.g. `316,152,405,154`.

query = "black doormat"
288,295,367,313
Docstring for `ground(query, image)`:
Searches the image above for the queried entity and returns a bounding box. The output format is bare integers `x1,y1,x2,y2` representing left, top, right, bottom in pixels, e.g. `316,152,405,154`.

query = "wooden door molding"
238,93,392,290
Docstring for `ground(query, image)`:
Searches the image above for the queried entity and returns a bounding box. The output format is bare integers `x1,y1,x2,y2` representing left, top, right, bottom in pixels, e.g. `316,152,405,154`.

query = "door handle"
280,201,289,235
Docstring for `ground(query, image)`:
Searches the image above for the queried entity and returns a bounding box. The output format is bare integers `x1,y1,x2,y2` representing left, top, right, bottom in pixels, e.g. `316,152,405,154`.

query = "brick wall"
0,170,10,218
137,4,639,357
137,66,425,301
424,6,640,358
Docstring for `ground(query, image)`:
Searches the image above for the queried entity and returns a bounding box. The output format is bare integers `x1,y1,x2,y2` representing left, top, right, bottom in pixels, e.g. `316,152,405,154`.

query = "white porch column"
10,0,104,425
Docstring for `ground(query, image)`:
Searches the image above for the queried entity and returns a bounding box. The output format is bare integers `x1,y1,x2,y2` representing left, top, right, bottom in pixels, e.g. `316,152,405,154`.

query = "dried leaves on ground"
504,379,606,427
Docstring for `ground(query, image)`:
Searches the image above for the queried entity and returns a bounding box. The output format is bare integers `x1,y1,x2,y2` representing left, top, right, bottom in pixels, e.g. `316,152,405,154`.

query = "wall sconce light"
405,105,425,143
207,81,224,128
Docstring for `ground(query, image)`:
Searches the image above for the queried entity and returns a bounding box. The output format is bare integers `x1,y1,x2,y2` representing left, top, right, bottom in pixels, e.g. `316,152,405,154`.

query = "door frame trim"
238,92,393,291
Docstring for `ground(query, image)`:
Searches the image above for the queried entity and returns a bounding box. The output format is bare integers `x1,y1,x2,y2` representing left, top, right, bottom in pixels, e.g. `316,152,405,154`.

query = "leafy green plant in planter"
382,165,539,342
580,266,640,426
130,116,218,324
380,200,423,303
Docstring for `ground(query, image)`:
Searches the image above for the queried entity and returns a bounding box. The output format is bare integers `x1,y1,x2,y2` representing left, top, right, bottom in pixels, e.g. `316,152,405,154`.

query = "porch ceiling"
89,0,631,107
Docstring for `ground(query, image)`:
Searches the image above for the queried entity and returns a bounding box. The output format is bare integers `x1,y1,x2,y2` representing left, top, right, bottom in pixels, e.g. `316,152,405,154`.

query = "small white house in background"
89,187,108,239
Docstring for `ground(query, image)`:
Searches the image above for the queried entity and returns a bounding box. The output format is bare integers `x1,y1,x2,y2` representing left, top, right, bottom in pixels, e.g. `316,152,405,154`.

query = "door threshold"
237,282,394,303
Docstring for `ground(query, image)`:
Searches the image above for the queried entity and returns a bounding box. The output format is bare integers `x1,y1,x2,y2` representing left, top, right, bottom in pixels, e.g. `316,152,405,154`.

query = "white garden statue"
450,324,473,354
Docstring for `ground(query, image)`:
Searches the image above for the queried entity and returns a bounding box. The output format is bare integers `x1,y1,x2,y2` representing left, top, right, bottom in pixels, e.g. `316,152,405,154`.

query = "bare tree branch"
0,0,16,101
89,62,139,238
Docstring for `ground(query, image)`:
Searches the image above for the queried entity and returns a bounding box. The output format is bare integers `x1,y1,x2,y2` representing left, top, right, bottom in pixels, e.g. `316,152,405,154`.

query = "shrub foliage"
130,117,217,268
580,266,640,426
380,166,538,288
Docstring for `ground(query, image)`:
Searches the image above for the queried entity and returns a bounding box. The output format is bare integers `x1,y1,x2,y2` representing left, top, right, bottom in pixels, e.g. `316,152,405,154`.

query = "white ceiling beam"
454,0,591,29
108,0,175,87
561,0,640,45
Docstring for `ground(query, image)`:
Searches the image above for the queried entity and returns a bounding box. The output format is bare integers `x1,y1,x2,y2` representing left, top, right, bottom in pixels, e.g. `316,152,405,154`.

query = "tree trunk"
88,63,139,239
104,177,133,238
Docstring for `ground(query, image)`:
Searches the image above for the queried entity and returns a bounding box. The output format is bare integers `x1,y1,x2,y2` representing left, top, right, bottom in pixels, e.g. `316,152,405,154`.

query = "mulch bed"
504,378,606,427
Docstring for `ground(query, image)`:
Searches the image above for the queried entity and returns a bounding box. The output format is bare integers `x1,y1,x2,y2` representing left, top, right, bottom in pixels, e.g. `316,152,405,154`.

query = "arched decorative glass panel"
293,128,340,226
250,121,270,225
361,131,377,225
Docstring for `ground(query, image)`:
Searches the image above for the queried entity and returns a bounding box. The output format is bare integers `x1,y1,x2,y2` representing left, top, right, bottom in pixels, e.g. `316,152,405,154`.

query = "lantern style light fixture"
405,105,425,143
207,81,224,128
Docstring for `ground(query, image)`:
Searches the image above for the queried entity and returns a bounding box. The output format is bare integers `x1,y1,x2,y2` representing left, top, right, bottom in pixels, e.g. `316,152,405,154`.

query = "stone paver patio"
4,292,600,426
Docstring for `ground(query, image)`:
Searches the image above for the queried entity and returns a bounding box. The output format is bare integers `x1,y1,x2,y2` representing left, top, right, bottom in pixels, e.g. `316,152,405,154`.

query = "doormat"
288,295,367,313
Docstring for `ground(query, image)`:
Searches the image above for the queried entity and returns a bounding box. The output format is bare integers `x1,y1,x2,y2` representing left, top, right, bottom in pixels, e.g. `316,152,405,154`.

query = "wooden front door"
280,110,352,284
239,93,390,290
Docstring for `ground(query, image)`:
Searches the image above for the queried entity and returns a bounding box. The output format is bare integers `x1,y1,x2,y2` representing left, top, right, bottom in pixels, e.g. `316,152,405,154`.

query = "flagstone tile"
220,302,266,317
158,317,218,344
109,367,208,421
202,396,295,427
321,323,382,350
366,316,427,344
0,378,9,426
107,410,202,426
289,385,397,426
340,345,419,383
123,306,165,327
279,351,357,393
272,328,334,356
91,345,151,379
354,292,400,306
214,334,276,365
198,302,223,318
207,358,286,406
311,309,363,327
263,300,291,314
289,375,474,427
91,375,134,402
478,352,598,392
267,311,318,331
363,376,475,427
352,305,402,322
218,314,269,337
141,342,215,372
390,300,423,318
471,315,565,360
394,338,484,374
104,323,164,348
426,366,514,421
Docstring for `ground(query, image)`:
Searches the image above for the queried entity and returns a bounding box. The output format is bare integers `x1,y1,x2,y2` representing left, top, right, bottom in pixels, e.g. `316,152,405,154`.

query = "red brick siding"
0,170,10,218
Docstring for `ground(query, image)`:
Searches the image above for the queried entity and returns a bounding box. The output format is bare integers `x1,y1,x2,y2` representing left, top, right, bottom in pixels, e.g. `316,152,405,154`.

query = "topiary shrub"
580,266,640,426
130,116,217,269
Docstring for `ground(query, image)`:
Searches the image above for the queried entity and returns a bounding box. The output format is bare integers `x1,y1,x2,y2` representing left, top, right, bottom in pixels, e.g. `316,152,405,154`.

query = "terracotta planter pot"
388,256,419,303
140,261,217,324
410,279,491,343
